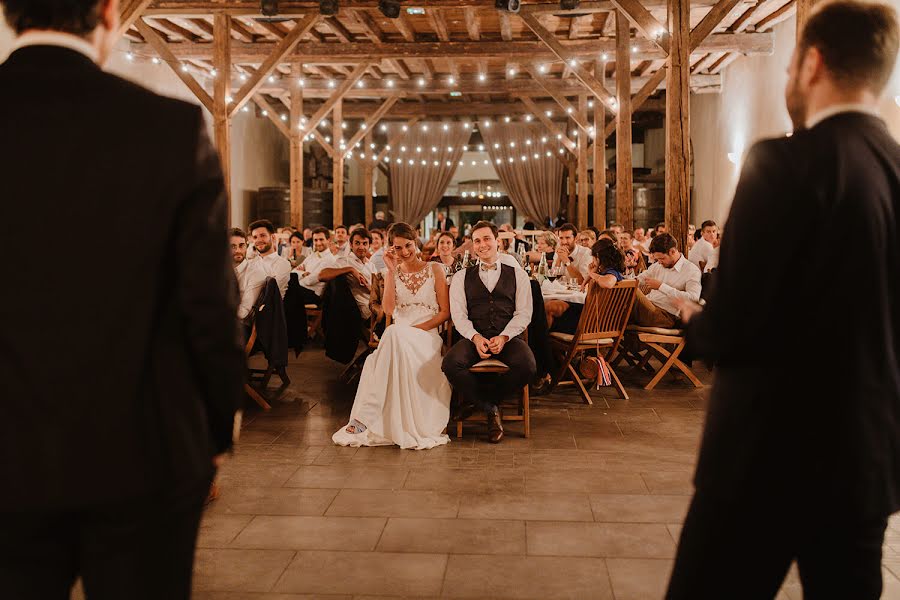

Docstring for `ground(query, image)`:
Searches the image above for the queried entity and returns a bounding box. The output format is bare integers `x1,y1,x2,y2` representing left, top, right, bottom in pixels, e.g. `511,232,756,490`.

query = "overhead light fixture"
261,0,279,16
560,0,580,9
379,0,401,18
495,0,521,13
406,6,425,15
319,0,338,16
450,91,462,97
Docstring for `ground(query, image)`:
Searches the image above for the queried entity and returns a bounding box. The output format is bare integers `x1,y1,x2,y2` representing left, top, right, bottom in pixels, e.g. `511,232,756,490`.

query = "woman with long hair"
333,222,452,449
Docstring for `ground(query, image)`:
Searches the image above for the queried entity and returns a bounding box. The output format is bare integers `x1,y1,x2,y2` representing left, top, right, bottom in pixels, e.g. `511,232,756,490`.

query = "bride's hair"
387,222,417,244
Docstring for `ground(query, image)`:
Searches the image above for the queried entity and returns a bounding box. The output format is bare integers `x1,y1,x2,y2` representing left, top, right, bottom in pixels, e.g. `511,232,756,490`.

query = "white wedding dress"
332,262,452,450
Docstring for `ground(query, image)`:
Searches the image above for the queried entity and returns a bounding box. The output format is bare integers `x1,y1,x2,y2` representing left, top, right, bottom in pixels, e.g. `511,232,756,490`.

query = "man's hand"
673,298,703,324
640,277,662,293
488,335,509,355
354,270,370,288
555,246,570,266
472,334,491,359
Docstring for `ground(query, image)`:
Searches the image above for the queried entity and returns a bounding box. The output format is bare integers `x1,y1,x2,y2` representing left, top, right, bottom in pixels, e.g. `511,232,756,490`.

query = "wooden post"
593,59,607,229
615,10,633,229
332,97,344,227
666,0,691,252
577,94,589,230
213,13,232,216
364,131,374,227
289,63,304,229
567,159,576,224
796,0,821,37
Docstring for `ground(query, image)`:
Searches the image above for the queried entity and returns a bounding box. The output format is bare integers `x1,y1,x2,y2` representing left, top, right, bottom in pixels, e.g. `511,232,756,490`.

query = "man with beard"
319,228,377,319
230,227,257,321
247,219,292,299
331,224,351,258
553,223,593,283
666,2,899,598
293,226,336,306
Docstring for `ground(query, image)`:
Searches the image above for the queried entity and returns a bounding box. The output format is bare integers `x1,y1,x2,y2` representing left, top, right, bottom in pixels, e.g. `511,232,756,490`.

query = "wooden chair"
243,322,270,411
549,280,638,403
454,330,531,439
306,305,323,341
624,325,704,390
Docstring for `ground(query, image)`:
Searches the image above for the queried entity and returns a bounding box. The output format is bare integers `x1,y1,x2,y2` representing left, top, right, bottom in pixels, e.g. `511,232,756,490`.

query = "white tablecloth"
540,280,586,304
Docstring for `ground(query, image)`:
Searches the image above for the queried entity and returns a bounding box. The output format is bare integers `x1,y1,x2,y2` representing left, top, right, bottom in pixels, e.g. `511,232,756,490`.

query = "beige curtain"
480,123,565,224
388,123,471,225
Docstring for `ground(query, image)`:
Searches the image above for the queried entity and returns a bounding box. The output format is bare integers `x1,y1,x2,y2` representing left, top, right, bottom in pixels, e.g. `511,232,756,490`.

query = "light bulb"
504,116,511,123
126,52,134,61
417,77,426,87
566,106,573,114
448,76,456,85
545,110,553,117
181,64,189,72
239,73,248,81
402,125,408,131
268,75,275,83
327,79,335,88
507,67,517,76
538,64,548,74
525,114,533,122
357,80,365,88
442,123,449,131
380,124,388,132
478,73,486,82
386,79,395,88
261,110,268,116
151,57,160,65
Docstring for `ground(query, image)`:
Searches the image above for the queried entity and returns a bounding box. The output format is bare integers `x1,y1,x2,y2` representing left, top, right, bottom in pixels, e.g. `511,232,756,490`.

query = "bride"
332,222,452,450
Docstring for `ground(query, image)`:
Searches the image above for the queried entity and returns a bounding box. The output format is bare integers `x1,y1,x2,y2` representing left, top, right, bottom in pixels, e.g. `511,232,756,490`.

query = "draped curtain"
480,123,565,224
388,123,471,225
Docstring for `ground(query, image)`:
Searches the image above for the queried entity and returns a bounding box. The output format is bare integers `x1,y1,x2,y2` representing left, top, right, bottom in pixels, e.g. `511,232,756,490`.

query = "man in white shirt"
236,219,291,319
443,221,536,444
293,226,335,305
319,228,377,319
553,223,593,282
633,233,702,329
688,220,720,272
330,224,351,258
231,228,261,321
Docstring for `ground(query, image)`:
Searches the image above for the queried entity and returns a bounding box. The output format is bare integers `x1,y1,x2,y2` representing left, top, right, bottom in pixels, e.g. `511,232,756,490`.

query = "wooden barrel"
606,186,665,230
254,187,290,227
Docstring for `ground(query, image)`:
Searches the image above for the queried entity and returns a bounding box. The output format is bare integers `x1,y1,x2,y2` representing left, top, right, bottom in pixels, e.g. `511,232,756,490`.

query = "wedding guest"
230,227,248,268
631,233,701,328
577,229,597,248
368,210,390,231
688,220,720,272
609,222,624,235
287,231,307,269
435,211,455,232
302,227,313,247
232,228,263,321
248,219,292,298
331,224,350,257
369,228,386,271
293,226,335,306
655,222,668,236
449,225,463,246
0,0,243,593
555,223,593,282
319,228,377,319
431,231,457,271
545,238,625,332
598,229,619,245
527,230,558,265
443,221,535,443
634,227,648,248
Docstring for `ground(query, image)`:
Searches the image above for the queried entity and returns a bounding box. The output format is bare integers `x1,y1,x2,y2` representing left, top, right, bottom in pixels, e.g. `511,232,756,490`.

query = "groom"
443,221,536,443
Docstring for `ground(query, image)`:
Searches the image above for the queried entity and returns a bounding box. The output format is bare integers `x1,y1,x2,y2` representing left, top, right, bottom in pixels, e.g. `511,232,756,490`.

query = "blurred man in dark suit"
666,2,899,599
0,0,245,598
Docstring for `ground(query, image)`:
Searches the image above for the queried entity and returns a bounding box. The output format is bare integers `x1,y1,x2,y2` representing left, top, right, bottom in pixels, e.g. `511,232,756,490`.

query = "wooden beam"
117,0,154,40
214,13,233,212
666,0,691,249
520,96,577,155
393,12,416,42
228,18,255,42
364,130,374,227
353,9,384,43
374,117,424,163
610,0,670,55
324,16,354,42
520,12,617,111
525,65,593,133
498,12,513,41
341,95,401,156
149,17,201,41
593,59,607,228
298,62,372,138
310,129,335,157
615,9,633,229
228,14,320,116
388,58,412,79
796,0,819,37
577,94,589,230
131,33,774,61
290,63,304,229
464,8,481,41
255,94,291,137
567,160,576,225
758,0,797,32
134,18,214,112
427,9,450,42
297,98,665,118
690,0,743,50
333,97,344,227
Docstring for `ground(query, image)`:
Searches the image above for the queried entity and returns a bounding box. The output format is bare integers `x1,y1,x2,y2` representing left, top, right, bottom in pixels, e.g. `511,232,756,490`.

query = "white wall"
690,16,900,225
0,15,288,227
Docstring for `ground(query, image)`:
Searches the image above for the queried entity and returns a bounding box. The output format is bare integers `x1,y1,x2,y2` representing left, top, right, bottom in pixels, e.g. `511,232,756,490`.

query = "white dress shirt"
450,253,533,342
637,254,702,317
234,260,265,321
295,249,335,297
333,253,378,319
555,243,592,279
256,251,292,298
370,247,386,271
688,238,717,272
11,31,99,62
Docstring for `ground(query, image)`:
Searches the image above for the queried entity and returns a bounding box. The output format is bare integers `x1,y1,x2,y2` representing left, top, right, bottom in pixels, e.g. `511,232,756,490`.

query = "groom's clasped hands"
472,333,508,359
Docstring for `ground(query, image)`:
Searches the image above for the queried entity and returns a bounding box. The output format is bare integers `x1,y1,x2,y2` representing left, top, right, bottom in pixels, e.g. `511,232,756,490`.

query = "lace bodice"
394,263,439,321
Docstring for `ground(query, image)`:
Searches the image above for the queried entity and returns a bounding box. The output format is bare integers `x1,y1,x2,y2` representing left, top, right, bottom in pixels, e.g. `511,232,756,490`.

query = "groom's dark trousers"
442,338,536,412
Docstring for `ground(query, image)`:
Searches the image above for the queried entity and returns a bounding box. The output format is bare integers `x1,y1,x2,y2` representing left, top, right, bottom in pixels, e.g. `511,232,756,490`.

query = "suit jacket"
436,217,455,231
0,46,245,510
323,277,363,364
253,278,289,368
687,112,900,518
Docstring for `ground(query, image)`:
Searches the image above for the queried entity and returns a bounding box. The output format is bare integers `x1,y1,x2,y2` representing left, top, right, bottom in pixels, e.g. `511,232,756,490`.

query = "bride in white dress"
332,222,452,450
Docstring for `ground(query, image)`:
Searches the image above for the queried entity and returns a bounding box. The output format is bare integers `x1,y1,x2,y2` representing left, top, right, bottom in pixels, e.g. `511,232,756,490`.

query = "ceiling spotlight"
261,0,280,16
559,0,580,9
319,0,338,16
378,0,401,18
495,0,521,12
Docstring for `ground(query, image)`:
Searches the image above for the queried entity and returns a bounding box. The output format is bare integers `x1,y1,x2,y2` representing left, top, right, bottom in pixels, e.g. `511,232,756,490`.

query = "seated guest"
287,231,307,269
248,219,292,298
578,229,597,249
421,243,436,263
369,228,386,271
634,227,651,254
619,230,646,278
431,231,458,272
442,221,536,444
554,223,593,282
449,224,464,246
230,228,257,321
303,227,313,247
688,219,720,272
598,229,619,245
608,222,624,235
631,233,701,329
527,230,558,266
319,228,377,319
499,231,524,266
545,239,625,332
293,226,335,306
368,210,390,231
331,224,350,257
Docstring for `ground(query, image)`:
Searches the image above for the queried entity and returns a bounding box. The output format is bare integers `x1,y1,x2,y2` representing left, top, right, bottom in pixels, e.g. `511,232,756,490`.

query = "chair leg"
244,383,271,410
567,363,594,405
607,364,629,400
672,356,704,388
522,385,530,438
644,341,683,390
456,420,463,438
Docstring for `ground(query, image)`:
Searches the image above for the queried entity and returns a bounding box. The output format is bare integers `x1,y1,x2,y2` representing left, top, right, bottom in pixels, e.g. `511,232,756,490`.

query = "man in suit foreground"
0,0,245,598
666,2,899,598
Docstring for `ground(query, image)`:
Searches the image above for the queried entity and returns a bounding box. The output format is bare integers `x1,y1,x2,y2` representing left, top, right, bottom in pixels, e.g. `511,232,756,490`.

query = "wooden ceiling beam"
690,0,743,49
299,62,373,138
254,93,291,137
464,8,481,41
147,17,202,41
352,9,384,43
296,98,665,118
117,0,154,40
393,12,416,42
524,65,592,133
609,0,670,54
324,16,354,42
498,12,513,41
520,96,577,155
427,9,451,42
341,94,402,155
755,0,797,32
228,14,322,116
374,117,424,163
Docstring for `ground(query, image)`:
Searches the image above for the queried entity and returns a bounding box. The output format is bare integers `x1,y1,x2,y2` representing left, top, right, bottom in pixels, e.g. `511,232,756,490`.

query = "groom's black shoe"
487,411,504,444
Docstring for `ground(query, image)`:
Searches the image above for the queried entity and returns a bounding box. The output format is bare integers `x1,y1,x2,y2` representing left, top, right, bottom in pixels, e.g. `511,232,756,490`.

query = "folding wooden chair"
243,321,270,411
624,325,704,390
306,305,323,341
549,280,638,403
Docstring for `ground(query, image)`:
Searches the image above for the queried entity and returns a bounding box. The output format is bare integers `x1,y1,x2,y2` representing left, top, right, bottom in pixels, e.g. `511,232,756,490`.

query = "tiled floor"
131,348,900,599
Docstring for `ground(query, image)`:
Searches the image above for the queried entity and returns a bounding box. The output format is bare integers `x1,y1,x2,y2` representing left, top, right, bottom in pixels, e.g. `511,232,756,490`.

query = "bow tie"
480,263,498,271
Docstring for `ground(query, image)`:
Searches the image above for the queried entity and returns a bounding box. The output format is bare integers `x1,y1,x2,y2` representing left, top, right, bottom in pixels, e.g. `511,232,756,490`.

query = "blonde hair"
541,231,559,250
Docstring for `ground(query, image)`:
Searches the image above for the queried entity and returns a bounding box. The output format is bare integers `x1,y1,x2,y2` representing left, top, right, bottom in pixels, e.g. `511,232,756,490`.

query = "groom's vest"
464,263,517,338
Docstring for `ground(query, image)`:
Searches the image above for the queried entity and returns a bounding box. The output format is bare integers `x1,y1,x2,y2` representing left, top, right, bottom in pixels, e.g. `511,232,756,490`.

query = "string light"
151,57,160,65
327,79,336,88
601,53,609,61
503,116,511,123
525,114,533,122
298,78,305,87
478,73,486,82
380,123,388,132
442,123,449,131
447,76,456,86
545,110,553,117
507,67,517,76
181,63,189,73
268,75,276,83
386,79,395,88
417,77,426,87
357,79,365,88
126,52,134,61
567,58,577,67
261,110,268,116
239,72,248,81
402,124,409,131
210,68,218,77
538,64,548,74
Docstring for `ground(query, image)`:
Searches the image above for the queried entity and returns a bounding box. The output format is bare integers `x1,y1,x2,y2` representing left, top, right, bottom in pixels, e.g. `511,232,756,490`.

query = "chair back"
574,279,638,344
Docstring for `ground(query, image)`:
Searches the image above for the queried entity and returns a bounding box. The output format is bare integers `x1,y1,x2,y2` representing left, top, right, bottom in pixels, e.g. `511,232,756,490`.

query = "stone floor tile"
640,471,695,495
206,487,338,516
403,467,526,493
377,517,526,555
197,514,255,548
231,516,387,551
606,558,674,600
527,521,676,558
589,494,691,523
457,491,594,521
525,469,648,494
325,489,460,518
193,549,296,593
